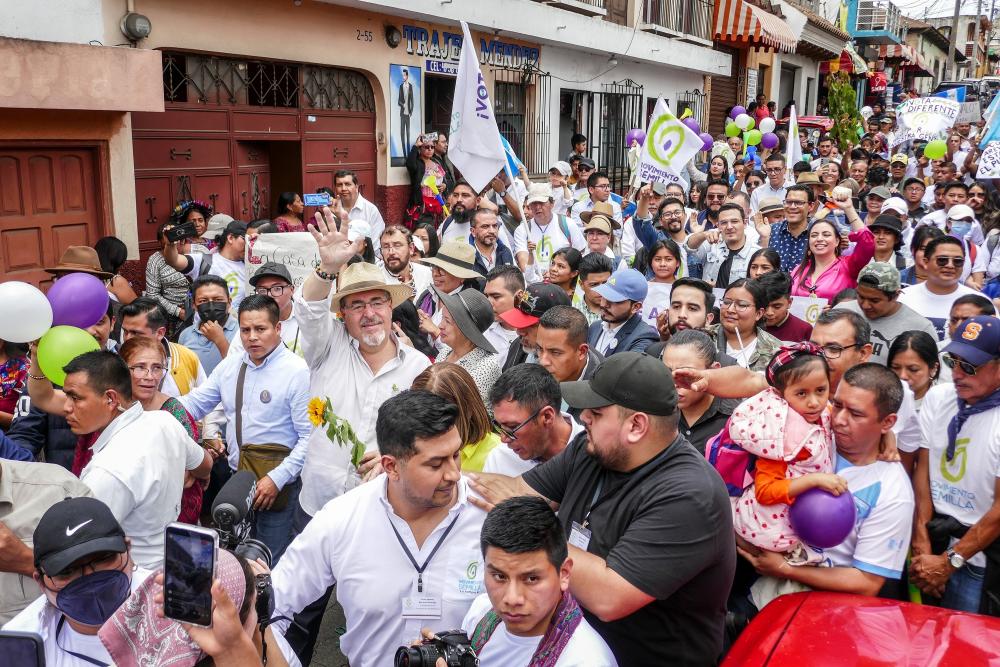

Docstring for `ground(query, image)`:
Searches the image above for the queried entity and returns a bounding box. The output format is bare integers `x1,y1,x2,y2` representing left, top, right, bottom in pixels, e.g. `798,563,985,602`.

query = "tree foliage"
827,71,863,153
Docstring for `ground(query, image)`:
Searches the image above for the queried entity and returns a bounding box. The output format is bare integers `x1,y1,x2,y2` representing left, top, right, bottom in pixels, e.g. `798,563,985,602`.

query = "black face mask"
197,302,229,325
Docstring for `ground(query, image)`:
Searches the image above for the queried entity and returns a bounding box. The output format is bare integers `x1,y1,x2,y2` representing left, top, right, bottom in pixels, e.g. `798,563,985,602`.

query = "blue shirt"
178,344,311,489
768,220,809,271
178,315,239,374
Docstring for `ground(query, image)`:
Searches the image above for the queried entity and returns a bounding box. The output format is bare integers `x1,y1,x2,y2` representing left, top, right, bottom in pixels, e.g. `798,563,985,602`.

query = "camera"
165,221,198,243
394,630,479,667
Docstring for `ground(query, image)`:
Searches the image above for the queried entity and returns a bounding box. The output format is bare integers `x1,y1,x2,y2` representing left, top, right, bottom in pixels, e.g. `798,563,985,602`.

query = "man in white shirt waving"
458,496,616,666
272,390,486,667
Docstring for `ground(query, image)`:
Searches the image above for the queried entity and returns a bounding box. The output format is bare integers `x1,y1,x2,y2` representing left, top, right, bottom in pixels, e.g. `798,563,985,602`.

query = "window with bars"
492,65,552,176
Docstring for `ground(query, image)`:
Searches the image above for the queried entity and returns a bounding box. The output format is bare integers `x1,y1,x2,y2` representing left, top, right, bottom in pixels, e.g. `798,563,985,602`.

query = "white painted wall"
0,0,105,44
770,51,820,116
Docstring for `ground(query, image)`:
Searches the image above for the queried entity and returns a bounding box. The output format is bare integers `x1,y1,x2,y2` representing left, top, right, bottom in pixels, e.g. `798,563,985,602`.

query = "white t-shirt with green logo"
186,252,248,309
919,383,1000,566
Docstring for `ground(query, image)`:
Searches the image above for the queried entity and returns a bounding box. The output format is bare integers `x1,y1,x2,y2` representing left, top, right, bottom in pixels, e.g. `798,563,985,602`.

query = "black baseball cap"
499,283,572,329
869,214,902,236
902,177,926,190
249,261,293,287
578,157,597,171
561,351,677,416
33,497,127,576
223,220,248,238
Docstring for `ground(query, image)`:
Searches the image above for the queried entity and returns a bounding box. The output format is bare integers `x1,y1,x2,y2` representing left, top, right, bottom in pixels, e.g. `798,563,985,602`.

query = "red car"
723,592,1000,665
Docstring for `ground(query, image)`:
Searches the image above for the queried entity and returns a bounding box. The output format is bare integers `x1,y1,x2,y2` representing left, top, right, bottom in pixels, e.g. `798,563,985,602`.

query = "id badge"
569,521,592,551
401,580,442,619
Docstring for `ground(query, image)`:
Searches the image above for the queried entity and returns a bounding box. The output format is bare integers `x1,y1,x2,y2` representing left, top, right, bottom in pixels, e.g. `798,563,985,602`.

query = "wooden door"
236,141,271,221
0,146,104,288
302,111,376,200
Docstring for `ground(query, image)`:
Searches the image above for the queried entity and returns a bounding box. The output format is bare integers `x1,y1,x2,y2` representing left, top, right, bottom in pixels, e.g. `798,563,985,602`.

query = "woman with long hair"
545,247,582,299
789,202,874,301
710,278,782,372
900,225,945,286
95,236,138,306
708,155,731,185
747,248,781,280
172,200,215,252
411,362,500,472
273,192,306,232
821,162,845,193
887,331,940,412
145,221,192,334
411,220,440,259
689,180,708,212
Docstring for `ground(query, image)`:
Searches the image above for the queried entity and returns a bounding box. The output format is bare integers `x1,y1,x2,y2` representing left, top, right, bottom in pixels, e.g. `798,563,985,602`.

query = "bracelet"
314,267,335,282
27,372,46,381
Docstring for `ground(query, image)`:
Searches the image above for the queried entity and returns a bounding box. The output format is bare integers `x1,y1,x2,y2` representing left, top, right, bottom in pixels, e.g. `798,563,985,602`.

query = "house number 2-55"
356,29,373,41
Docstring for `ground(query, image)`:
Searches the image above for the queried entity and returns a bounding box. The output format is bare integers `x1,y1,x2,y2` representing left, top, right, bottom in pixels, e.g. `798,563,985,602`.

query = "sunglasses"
491,404,545,441
934,256,965,268
943,353,988,376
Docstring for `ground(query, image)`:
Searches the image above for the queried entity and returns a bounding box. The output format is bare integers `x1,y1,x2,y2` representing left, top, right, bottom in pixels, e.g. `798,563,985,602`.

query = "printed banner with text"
637,98,704,185
246,232,321,289
892,97,959,147
979,142,1000,179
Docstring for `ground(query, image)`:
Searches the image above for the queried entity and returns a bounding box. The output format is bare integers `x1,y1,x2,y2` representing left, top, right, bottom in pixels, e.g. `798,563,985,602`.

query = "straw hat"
331,262,414,311
436,288,497,354
579,200,620,228
417,239,483,280
45,246,112,279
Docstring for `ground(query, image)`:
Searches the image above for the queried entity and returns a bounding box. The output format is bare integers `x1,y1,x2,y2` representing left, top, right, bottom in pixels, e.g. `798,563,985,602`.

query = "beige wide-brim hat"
45,245,112,279
331,262,414,311
417,239,483,280
580,200,619,226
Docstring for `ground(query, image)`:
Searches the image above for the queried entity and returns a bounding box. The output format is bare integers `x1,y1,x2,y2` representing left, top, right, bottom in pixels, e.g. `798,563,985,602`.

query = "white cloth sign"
892,97,960,147
637,97,704,184
789,296,828,325
978,141,1000,178
448,21,507,192
641,282,672,327
785,105,802,178
246,232,320,288
957,100,982,124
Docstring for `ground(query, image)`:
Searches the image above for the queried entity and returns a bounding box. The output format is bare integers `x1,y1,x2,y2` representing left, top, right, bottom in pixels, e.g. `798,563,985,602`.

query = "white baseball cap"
549,161,572,178
880,197,907,216
947,204,976,221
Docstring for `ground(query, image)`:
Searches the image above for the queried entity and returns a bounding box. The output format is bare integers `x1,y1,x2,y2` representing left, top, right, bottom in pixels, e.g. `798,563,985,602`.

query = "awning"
877,43,931,75
820,44,869,75
713,0,798,53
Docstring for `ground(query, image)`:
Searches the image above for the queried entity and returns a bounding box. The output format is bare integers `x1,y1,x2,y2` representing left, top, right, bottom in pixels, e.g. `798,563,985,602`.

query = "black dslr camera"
394,630,479,667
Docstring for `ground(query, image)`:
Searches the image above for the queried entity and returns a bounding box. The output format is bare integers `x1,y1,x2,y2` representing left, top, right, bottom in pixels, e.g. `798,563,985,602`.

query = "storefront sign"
402,25,540,72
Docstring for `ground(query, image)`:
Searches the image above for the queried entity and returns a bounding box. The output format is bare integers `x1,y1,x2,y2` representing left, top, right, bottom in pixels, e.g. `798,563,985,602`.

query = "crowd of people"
0,98,999,667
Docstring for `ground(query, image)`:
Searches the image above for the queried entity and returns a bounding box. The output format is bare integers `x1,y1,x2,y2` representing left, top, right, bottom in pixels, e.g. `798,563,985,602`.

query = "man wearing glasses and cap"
513,184,586,279
226,261,302,358
468,352,735,666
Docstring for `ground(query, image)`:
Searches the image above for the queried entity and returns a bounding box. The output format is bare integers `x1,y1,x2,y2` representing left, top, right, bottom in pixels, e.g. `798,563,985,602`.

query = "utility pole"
973,0,984,78
950,0,963,80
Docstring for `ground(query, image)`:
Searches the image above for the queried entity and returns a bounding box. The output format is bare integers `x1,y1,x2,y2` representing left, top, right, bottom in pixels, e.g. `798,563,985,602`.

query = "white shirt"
80,405,205,569
641,282,673,329
595,321,626,356
483,414,584,477
272,476,486,667
460,593,618,667
919,383,1000,567
569,196,623,227
383,262,433,304
689,230,761,287
160,342,207,399
227,313,303,358
918,211,986,248
3,568,153,667
293,291,431,515
898,282,984,341
513,217,587,280
179,345,312,481
726,337,758,368
185,252,249,309
348,194,386,244
749,180,793,215
440,218,514,250
483,321,519,365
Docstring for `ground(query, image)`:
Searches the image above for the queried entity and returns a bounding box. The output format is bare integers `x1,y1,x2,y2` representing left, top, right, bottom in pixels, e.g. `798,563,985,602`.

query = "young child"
728,342,847,559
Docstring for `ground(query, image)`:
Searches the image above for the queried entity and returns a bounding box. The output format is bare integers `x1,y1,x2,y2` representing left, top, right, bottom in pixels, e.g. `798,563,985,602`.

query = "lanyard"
56,616,109,667
582,475,605,529
387,512,461,593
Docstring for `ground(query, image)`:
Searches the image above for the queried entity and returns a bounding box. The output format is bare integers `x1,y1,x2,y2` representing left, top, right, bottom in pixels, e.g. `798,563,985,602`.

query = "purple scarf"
947,385,1000,460
470,591,583,667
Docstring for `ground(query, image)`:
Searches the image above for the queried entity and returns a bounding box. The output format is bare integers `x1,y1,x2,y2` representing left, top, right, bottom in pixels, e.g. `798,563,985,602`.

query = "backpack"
703,417,756,497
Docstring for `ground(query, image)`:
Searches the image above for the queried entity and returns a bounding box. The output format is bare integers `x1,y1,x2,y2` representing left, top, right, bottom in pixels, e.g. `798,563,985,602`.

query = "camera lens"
394,646,418,667
235,538,273,569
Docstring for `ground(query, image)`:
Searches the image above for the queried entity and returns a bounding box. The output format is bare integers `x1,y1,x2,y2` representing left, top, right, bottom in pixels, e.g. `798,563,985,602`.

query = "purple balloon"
683,117,701,135
760,132,779,149
626,128,646,148
730,105,746,120
790,488,856,549
699,132,713,152
46,272,109,330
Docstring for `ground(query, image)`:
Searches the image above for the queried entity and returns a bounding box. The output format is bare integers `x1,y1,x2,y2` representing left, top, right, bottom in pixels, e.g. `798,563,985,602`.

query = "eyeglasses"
42,552,127,591
128,364,167,379
705,193,727,201
765,167,784,174
783,199,808,207
491,405,545,441
818,343,860,359
943,353,989,376
343,296,391,313
934,256,966,268
660,211,684,219
592,184,611,190
721,298,754,312
254,285,291,297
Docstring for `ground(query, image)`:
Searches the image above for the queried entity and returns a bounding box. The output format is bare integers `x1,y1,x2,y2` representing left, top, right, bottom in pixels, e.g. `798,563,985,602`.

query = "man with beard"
586,268,658,356
380,226,432,302
470,208,515,274
755,184,814,271
634,196,690,277
696,179,731,230
498,283,572,370
686,203,760,288
440,181,514,249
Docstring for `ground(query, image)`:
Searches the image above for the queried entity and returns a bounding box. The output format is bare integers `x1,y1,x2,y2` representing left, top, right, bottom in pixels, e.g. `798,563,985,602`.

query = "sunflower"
307,397,327,427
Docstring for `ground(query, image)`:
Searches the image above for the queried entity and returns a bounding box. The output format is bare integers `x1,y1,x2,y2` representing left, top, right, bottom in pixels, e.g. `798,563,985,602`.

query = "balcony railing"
643,0,712,42
855,0,906,43
533,0,606,18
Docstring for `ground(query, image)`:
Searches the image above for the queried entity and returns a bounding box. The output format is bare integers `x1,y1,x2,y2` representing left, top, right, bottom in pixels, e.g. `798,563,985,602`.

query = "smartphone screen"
303,193,331,207
163,523,218,627
0,632,44,667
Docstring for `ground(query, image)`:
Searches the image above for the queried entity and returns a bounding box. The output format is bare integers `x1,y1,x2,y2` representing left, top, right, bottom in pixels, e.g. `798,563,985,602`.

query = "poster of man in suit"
390,64,421,167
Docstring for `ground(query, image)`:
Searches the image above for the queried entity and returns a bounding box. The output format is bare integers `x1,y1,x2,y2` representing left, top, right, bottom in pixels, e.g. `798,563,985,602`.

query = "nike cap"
34,497,127,576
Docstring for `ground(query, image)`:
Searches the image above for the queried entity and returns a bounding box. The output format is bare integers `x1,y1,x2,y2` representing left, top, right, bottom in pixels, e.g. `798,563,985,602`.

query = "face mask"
54,569,131,627
950,221,972,239
197,302,229,325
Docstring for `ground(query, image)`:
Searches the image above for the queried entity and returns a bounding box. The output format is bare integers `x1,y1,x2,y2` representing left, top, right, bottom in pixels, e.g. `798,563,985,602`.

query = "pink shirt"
790,227,875,301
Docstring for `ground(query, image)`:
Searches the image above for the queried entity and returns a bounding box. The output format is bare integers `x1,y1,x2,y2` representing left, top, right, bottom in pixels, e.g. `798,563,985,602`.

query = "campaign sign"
789,296,828,326
246,232,321,289
978,141,1000,179
636,98,703,186
892,97,960,147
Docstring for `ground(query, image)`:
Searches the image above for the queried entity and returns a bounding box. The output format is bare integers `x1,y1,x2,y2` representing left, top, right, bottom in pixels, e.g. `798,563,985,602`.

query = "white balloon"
860,106,873,120
0,281,52,343
735,113,754,130
759,117,776,134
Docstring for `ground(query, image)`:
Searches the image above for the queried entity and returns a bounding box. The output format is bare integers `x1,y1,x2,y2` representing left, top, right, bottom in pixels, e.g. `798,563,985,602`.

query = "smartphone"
165,221,198,243
163,523,218,627
303,192,331,207
0,632,44,667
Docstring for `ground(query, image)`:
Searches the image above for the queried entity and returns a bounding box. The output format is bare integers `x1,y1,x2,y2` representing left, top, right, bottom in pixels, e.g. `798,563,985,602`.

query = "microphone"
212,471,257,534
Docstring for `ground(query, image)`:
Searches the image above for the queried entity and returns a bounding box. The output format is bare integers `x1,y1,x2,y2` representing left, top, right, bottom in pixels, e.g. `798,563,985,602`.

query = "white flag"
448,22,506,193
635,98,704,185
785,104,802,179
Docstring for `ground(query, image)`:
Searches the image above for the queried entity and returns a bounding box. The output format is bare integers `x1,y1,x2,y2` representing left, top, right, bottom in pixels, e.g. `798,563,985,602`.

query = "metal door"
589,79,644,194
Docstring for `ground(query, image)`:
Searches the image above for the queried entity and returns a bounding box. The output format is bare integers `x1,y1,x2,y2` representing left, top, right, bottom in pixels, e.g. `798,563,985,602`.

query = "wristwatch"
946,548,966,569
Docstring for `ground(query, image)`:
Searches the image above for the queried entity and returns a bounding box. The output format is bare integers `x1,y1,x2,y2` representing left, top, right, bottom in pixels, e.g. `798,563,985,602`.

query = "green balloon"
38,326,100,386
924,139,948,160
725,122,741,138
746,129,763,146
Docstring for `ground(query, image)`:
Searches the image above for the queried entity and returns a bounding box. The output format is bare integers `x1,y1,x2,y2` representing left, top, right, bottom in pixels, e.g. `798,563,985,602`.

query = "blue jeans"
941,562,986,612
253,479,300,565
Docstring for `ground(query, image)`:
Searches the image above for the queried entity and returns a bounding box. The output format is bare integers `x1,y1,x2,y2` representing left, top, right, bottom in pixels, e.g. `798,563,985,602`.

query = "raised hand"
308,205,364,274
688,212,706,233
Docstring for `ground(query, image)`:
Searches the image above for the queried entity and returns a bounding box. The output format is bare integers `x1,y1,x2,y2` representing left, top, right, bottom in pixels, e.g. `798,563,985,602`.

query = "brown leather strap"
235,362,248,450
